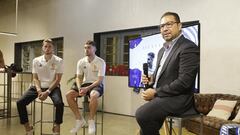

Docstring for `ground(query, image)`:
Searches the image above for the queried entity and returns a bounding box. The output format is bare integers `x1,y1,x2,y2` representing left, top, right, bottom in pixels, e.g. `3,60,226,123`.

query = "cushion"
207,99,237,120
232,110,240,122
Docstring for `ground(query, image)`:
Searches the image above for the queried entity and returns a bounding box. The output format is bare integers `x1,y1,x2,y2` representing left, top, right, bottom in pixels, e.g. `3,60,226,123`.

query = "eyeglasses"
160,21,179,29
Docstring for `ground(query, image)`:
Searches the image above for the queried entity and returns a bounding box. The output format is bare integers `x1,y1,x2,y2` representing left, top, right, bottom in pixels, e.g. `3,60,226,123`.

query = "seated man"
16,39,64,135
66,40,106,134
135,12,200,135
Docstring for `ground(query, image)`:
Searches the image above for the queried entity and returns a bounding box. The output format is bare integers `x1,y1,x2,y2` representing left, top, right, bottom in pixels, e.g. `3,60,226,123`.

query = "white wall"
1,0,240,116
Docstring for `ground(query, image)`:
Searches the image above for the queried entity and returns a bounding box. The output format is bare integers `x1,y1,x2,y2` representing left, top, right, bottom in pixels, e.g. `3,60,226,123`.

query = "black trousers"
135,97,168,135
16,86,64,124
135,95,194,135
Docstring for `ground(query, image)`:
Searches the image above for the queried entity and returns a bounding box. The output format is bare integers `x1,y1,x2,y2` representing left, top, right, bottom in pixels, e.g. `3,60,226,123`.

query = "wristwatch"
46,89,51,94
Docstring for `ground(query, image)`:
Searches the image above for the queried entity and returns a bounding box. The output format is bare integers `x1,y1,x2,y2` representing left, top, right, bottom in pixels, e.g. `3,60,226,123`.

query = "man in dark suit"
135,12,200,135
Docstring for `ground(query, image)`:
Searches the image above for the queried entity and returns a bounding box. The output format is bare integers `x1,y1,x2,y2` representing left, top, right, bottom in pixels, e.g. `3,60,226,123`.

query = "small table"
220,124,240,135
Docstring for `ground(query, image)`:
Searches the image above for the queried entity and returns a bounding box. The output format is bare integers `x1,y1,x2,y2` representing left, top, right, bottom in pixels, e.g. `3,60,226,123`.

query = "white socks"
70,118,86,133
88,120,96,134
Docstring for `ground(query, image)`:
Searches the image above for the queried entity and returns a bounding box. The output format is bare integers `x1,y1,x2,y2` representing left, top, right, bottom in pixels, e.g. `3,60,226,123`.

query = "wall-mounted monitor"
129,21,200,92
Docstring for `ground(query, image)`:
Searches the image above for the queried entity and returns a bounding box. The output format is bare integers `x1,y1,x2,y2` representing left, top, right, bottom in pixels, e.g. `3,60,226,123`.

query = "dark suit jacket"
150,35,200,114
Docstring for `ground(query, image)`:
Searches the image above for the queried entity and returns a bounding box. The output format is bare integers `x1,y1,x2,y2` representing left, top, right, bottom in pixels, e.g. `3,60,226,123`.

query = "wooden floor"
0,102,196,135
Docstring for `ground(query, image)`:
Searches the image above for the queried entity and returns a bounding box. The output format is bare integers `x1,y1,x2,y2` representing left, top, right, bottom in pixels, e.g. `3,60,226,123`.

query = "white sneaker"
88,120,96,134
70,118,86,133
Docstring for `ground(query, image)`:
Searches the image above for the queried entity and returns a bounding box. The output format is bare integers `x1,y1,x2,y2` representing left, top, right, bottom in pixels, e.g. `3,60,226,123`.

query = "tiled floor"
0,102,196,135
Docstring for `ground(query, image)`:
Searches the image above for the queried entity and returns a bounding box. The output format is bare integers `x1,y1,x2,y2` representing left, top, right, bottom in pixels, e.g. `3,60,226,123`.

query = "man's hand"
141,88,156,101
37,89,42,97
142,74,150,85
38,91,49,101
79,87,89,96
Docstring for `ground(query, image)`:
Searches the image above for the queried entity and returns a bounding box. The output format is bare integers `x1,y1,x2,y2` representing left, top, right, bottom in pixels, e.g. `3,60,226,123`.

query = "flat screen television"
128,21,200,92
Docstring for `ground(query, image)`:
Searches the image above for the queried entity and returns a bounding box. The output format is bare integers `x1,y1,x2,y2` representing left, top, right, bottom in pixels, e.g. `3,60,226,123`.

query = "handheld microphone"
143,63,149,89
